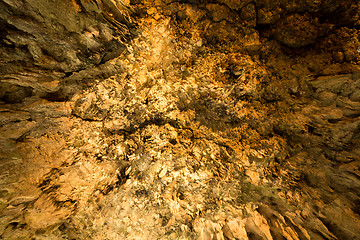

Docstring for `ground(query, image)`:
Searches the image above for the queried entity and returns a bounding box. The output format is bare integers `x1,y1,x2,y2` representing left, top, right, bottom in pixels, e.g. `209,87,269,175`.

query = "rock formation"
0,0,359,239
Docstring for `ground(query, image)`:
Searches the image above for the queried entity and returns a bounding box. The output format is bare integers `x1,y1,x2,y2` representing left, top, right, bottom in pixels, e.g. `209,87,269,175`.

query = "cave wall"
0,0,360,239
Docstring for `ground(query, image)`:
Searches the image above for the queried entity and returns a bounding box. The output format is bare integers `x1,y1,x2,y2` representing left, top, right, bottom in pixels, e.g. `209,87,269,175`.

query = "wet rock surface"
1,0,360,239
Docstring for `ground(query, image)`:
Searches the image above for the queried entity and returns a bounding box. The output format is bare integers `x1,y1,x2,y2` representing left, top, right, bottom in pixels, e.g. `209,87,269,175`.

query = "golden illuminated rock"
0,0,360,239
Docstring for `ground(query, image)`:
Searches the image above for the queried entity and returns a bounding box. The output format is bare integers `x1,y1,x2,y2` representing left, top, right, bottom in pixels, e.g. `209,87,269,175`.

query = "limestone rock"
1,0,360,239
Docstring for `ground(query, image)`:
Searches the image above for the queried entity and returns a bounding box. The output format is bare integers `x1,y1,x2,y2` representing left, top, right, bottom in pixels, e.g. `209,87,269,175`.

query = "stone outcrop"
0,0,359,239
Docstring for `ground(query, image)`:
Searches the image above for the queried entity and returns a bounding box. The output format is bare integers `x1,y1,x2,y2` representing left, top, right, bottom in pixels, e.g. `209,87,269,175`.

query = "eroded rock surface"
0,0,360,239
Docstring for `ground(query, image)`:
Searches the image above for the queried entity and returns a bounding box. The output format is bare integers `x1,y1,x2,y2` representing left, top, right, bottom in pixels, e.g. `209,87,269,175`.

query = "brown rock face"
1,0,360,239
273,14,320,48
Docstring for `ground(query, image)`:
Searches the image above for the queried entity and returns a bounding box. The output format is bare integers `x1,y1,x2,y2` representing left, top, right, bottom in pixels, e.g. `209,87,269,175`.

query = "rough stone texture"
0,0,360,239
273,14,320,48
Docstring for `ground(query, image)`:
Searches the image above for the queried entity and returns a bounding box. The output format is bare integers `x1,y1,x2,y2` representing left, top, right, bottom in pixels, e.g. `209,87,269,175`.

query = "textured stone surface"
273,14,320,48
0,0,360,239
